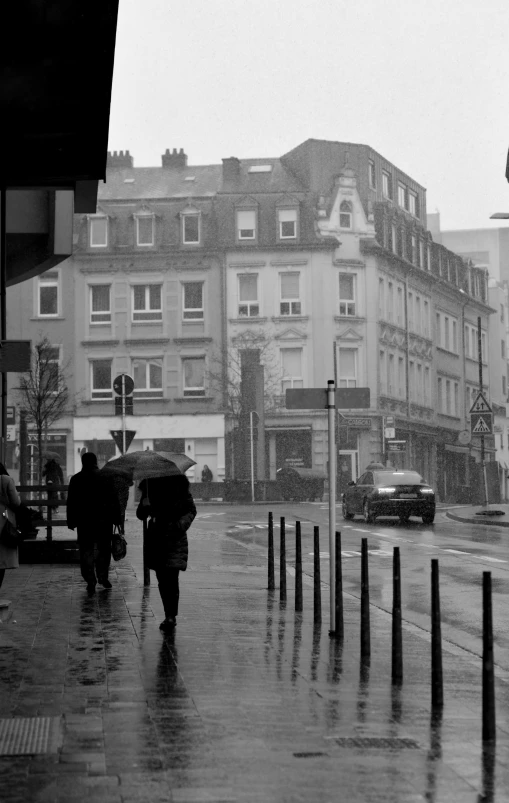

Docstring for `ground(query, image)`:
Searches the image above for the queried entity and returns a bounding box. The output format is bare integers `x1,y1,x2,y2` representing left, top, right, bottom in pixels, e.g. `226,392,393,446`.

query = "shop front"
265,427,312,480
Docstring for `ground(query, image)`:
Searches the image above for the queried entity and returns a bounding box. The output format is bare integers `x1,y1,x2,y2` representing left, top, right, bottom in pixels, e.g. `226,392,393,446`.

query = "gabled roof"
99,165,223,201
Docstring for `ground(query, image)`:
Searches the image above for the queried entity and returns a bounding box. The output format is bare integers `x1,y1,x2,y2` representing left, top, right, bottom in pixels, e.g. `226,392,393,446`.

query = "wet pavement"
445,503,509,527
1,510,509,801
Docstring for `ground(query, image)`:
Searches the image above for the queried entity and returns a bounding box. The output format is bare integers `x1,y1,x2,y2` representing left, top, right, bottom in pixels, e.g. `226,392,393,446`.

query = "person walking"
43,458,64,513
136,473,196,632
0,463,21,592
201,464,213,501
66,452,122,594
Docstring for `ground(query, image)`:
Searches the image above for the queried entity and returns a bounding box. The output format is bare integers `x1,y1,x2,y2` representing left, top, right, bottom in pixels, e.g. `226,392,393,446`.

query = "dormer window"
237,210,257,241
339,201,352,229
182,213,200,244
278,209,297,240
89,215,108,248
135,214,154,246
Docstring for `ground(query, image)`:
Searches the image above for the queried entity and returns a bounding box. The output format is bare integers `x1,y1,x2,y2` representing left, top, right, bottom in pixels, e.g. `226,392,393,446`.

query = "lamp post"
249,411,259,503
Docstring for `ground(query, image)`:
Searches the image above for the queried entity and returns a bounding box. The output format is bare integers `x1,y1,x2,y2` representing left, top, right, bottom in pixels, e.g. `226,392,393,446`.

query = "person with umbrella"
134,457,196,633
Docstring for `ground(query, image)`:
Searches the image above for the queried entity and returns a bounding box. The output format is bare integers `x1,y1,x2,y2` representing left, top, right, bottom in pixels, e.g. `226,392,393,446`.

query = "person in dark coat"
43,458,64,511
201,464,213,501
67,452,122,594
136,474,196,632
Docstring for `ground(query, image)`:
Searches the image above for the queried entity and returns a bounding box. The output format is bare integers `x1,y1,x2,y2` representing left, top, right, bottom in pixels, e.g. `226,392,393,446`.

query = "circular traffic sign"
113,373,134,396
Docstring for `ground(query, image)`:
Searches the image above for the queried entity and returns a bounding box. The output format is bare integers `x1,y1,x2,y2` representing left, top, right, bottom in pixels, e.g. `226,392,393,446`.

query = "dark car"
342,469,435,524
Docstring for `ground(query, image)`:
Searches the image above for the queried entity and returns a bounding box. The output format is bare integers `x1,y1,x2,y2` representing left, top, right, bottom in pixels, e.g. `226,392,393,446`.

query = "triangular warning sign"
469,391,492,414
472,416,491,434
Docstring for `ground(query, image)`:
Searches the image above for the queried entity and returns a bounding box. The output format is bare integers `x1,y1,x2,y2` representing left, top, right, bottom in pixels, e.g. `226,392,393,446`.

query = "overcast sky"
108,0,509,231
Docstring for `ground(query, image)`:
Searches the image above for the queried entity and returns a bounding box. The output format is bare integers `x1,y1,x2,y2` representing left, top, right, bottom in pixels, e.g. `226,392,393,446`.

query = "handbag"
111,524,127,561
1,509,22,548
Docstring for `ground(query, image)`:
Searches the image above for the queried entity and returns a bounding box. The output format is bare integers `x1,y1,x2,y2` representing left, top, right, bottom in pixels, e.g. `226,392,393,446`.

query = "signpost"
286,384,371,636
112,373,135,454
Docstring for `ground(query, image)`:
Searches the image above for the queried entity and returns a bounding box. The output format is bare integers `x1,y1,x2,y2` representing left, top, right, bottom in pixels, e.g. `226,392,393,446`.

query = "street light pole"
478,316,489,507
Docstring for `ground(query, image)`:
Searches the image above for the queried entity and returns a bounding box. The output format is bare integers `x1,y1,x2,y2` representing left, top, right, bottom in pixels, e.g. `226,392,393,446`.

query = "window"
445,379,451,415
278,209,297,239
387,282,394,321
424,366,430,405
368,160,376,188
398,183,407,209
427,245,432,272
437,312,459,353
408,191,418,217
90,285,111,324
482,332,487,362
415,296,421,335
397,286,404,325
378,278,385,318
398,357,405,398
183,357,206,397
454,382,459,416
423,300,429,337
382,170,392,199
502,340,506,359
38,271,59,317
339,274,356,316
44,346,61,394
133,358,163,398
183,283,204,320
380,350,386,394
452,320,457,352
407,292,413,330
409,361,415,401
411,235,417,264
417,363,422,402
503,375,507,397
388,353,395,395
281,348,304,392
183,214,200,244
136,216,154,246
132,285,162,322
280,273,301,315
338,348,357,388
238,274,259,317
419,240,424,268
89,216,108,247
237,209,256,240
391,224,397,254
444,317,450,350
339,201,352,229
91,360,112,400
437,377,442,412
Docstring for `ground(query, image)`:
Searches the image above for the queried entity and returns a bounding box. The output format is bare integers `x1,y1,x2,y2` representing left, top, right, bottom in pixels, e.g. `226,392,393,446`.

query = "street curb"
445,511,509,527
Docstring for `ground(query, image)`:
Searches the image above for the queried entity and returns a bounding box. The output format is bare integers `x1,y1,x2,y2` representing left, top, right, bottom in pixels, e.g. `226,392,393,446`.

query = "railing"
17,484,68,542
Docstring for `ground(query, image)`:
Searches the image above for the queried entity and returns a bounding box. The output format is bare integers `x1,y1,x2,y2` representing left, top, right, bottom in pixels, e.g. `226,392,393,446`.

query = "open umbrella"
41,450,61,460
155,451,196,473
102,450,184,483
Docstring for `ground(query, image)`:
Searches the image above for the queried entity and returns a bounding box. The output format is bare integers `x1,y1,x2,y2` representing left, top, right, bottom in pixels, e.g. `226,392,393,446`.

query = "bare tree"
16,336,74,484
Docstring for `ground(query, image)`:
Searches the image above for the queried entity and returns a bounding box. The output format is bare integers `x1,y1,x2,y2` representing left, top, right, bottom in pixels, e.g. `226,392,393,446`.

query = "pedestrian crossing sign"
470,412,493,435
469,391,492,414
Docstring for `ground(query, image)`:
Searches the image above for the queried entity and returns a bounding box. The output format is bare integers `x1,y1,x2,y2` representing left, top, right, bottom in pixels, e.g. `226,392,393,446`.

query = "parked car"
276,467,326,502
342,469,435,524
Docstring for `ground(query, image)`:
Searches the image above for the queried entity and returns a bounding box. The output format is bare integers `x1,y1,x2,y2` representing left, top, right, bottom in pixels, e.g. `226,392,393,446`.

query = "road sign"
286,387,370,410
342,417,372,428
471,413,493,435
6,425,16,442
469,391,492,414
384,427,395,439
110,429,136,454
113,373,134,397
0,341,31,372
387,440,406,452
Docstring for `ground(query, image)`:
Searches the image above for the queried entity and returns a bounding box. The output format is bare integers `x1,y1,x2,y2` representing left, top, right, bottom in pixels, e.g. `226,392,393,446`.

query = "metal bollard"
332,531,344,640
280,517,287,603
268,512,275,591
295,521,303,612
313,526,321,624
392,547,403,685
482,571,496,742
360,538,370,662
431,559,443,708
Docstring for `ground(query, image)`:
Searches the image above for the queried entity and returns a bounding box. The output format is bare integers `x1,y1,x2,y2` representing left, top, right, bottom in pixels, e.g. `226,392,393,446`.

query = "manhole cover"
293,751,328,758
335,737,420,749
0,717,61,755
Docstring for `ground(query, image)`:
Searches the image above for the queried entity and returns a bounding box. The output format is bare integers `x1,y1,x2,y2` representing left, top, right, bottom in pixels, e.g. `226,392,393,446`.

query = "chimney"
222,157,241,182
107,150,133,169
161,148,188,169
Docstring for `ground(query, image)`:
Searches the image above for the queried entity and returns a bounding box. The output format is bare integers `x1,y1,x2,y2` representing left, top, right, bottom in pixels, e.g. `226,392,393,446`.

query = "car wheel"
342,500,354,520
422,513,435,525
363,500,376,524
399,513,410,524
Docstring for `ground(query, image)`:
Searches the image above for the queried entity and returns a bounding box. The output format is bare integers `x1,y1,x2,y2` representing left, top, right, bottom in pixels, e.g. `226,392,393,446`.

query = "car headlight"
377,487,396,494
420,488,434,495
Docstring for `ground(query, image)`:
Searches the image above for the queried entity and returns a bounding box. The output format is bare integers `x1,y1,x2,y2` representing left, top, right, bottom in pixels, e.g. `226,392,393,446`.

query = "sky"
108,0,509,231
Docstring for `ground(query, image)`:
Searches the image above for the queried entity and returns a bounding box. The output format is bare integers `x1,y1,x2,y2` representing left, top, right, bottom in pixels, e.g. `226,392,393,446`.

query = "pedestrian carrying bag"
111,524,127,561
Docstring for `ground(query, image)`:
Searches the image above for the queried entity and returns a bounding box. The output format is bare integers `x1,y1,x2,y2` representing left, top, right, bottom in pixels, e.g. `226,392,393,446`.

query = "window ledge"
31,316,66,321
81,339,120,346
334,315,365,323
175,396,215,403
174,337,213,345
271,316,309,323
124,337,170,346
131,320,164,326
229,317,268,324
436,346,459,357
82,398,114,405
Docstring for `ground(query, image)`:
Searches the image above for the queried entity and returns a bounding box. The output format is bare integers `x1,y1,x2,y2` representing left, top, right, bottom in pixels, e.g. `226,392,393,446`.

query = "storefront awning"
444,444,470,454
